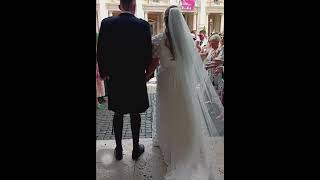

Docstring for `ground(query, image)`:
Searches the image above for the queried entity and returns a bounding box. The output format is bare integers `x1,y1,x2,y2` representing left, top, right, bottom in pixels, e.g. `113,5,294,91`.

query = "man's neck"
120,10,134,15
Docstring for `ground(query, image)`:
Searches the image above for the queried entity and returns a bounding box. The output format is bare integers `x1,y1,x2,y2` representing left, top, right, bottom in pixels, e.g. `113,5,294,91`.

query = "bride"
147,6,224,180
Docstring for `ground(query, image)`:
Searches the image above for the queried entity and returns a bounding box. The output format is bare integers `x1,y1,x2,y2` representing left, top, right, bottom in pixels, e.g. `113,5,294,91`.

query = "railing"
207,0,224,7
143,0,170,5
106,0,118,3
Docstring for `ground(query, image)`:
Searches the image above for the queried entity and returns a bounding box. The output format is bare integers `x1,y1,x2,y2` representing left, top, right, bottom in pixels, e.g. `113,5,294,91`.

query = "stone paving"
96,80,157,140
96,137,224,180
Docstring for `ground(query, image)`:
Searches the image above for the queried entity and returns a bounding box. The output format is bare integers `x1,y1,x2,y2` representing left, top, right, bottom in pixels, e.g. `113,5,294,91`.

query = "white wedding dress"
152,8,224,180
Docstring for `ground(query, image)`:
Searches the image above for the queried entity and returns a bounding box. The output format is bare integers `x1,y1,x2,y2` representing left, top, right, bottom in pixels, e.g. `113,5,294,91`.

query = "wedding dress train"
151,8,224,180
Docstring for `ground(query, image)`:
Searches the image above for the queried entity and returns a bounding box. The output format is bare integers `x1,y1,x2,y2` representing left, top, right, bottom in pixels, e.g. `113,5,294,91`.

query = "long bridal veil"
166,8,224,180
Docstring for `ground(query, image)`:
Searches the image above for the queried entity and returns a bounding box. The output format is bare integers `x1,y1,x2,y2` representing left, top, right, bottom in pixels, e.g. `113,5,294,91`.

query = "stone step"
97,138,224,180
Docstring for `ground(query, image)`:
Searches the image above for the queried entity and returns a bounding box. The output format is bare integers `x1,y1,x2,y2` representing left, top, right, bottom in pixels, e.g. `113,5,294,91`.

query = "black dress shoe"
114,147,123,160
132,144,144,161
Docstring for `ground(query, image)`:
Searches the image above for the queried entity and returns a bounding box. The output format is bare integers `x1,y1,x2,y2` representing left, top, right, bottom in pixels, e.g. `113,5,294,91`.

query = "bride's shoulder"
152,32,164,42
152,33,164,58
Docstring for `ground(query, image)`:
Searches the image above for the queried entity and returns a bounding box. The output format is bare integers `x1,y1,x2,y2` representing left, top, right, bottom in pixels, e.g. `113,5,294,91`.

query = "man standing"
191,30,201,52
97,0,152,161
198,30,208,48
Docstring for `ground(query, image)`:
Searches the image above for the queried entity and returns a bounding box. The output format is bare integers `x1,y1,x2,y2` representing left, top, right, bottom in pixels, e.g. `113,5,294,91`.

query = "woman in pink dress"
96,62,106,109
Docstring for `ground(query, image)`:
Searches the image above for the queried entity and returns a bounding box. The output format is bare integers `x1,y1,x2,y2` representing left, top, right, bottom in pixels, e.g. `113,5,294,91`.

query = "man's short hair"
120,0,134,6
199,30,206,35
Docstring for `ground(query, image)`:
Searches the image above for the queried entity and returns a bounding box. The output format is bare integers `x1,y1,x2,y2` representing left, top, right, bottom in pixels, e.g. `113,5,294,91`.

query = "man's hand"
146,57,159,82
147,58,160,74
146,73,154,82
100,75,107,81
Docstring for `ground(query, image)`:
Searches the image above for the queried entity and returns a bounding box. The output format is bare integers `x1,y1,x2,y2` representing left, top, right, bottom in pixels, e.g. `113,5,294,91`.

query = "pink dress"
96,63,105,97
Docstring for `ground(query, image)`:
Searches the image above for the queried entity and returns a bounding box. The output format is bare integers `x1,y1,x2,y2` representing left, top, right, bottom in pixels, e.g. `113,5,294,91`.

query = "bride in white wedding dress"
150,6,224,180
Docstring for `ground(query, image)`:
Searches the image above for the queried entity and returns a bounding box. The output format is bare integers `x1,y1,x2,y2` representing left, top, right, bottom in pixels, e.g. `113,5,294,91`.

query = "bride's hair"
164,5,178,60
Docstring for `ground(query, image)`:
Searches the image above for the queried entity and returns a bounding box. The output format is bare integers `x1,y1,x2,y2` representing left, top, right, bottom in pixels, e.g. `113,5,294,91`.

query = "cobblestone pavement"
96,81,157,140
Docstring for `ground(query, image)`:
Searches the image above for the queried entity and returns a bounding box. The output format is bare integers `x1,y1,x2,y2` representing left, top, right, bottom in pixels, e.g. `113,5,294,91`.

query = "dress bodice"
152,33,176,69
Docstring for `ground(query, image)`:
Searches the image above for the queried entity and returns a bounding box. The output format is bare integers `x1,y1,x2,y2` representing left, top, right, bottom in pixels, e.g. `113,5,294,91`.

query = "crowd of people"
96,33,107,109
96,63,106,109
192,30,224,104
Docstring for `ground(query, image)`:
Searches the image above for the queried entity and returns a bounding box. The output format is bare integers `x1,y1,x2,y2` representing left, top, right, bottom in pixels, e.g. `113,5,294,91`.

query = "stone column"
160,13,164,32
193,12,197,31
205,13,208,33
135,0,144,19
220,13,224,32
199,0,206,30
98,0,108,25
157,13,161,34
96,12,99,31
144,12,148,21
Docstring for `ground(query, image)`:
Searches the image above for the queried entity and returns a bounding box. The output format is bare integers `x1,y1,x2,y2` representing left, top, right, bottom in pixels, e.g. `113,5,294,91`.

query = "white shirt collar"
120,11,134,15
